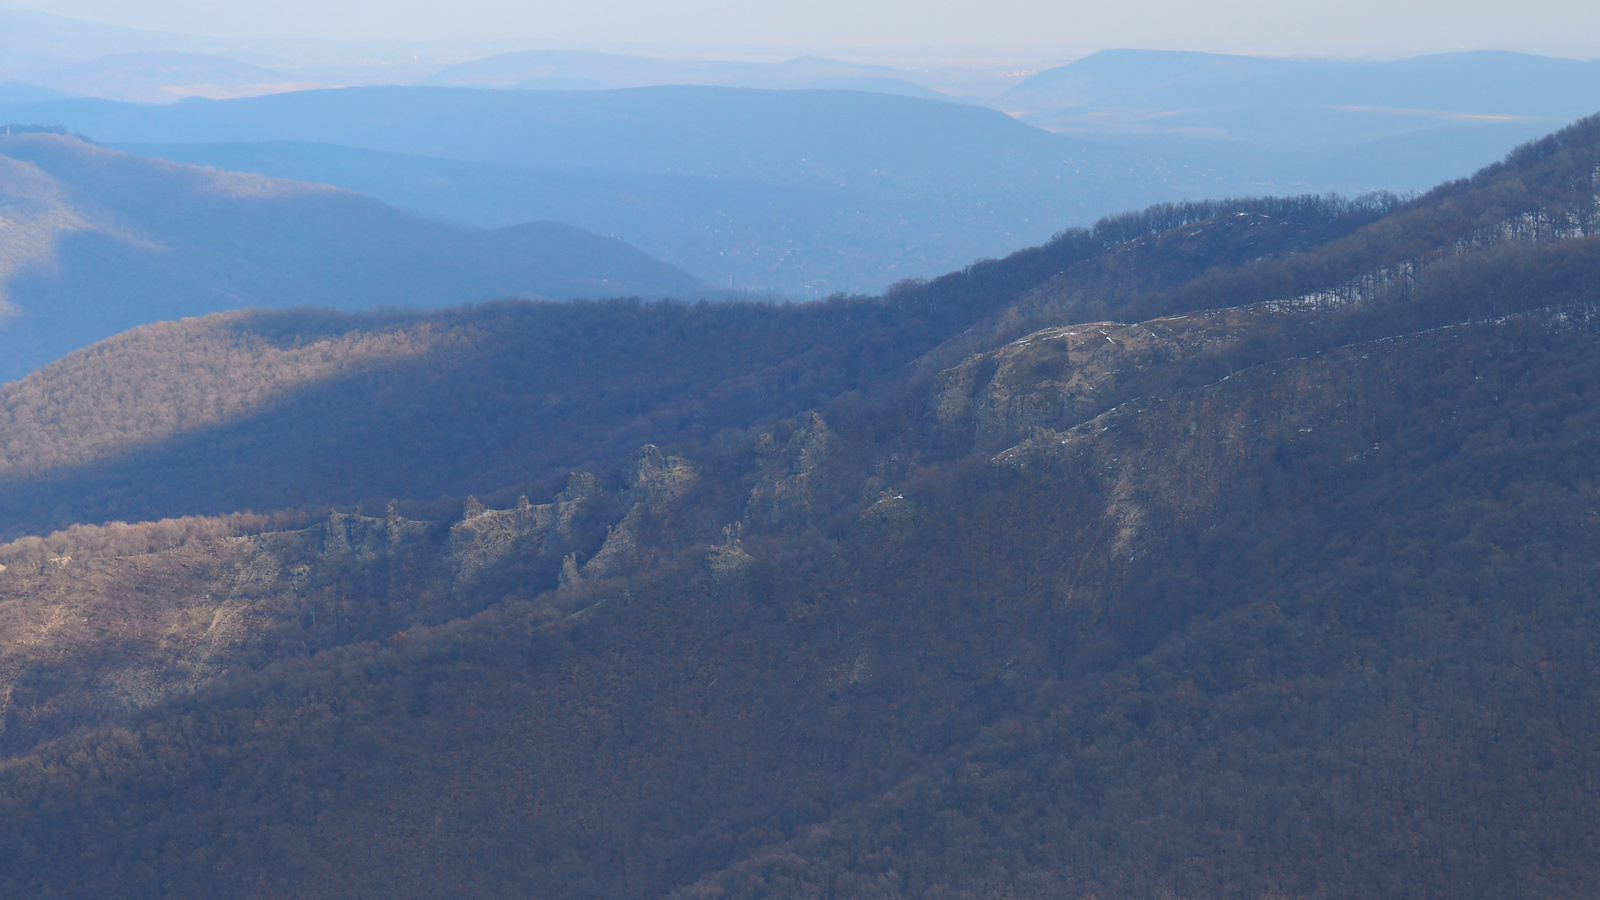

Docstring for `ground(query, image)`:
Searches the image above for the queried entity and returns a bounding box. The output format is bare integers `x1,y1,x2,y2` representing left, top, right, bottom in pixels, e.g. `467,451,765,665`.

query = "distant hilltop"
0,130,703,381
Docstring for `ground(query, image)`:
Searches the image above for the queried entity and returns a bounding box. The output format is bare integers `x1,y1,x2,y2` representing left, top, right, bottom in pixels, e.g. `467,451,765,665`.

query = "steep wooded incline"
0,190,1399,538
3,116,1600,899
0,295,978,538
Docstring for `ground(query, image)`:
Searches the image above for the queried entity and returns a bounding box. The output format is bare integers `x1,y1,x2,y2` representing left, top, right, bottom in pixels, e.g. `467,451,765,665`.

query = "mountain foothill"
3,94,1600,899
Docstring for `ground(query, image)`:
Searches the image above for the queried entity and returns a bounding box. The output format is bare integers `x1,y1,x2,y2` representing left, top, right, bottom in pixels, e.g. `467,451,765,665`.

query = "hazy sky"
10,0,1600,57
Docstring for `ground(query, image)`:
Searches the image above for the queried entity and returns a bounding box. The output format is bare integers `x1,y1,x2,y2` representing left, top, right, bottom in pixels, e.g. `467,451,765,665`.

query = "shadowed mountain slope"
4,117,1600,898
0,131,703,381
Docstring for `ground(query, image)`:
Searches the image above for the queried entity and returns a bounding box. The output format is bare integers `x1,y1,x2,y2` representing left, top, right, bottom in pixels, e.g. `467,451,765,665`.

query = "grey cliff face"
449,473,600,587
743,412,832,526
580,445,697,581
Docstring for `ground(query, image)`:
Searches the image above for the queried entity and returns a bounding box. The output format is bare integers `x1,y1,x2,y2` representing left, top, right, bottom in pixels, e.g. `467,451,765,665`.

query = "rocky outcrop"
579,446,697,580
935,311,1270,449
448,473,599,587
0,480,605,756
254,509,433,564
744,412,832,525
859,489,915,524
705,522,754,594
0,456,703,755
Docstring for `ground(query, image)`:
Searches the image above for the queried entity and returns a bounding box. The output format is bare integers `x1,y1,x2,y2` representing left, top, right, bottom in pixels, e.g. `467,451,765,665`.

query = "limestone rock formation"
934,311,1263,449
580,446,697,580
743,412,833,525
705,522,754,592
448,473,599,587
0,510,442,754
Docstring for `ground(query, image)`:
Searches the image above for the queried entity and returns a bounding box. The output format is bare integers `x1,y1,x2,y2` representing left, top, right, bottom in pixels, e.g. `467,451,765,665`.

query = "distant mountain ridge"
5,58,1583,296
0,131,703,381
0,8,524,93
32,51,324,103
1000,48,1597,193
422,51,949,99
1007,49,1600,117
0,84,1231,294
0,8,1590,211
1011,48,1600,114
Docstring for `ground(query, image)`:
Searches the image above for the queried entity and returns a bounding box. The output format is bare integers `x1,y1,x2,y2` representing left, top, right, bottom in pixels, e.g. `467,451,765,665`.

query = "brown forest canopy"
3,115,1600,898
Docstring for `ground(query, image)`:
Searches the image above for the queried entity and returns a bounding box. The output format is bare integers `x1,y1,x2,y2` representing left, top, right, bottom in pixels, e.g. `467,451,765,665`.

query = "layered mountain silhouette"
0,130,703,381
421,50,948,98
0,8,1590,229
1008,49,1600,118
30,51,325,103
1002,49,1597,192
0,85,1223,295
0,9,503,94
1,107,1600,897
7,43,1595,295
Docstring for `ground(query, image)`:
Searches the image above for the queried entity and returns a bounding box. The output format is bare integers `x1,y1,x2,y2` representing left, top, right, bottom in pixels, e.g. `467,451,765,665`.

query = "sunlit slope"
0,295,980,538
0,131,703,381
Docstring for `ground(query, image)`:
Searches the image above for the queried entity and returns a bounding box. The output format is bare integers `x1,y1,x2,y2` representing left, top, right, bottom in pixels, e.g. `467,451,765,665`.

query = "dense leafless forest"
4,110,1600,899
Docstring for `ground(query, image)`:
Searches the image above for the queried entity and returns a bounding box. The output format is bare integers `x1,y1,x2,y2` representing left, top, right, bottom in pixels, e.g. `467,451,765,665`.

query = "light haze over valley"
1,7,1596,309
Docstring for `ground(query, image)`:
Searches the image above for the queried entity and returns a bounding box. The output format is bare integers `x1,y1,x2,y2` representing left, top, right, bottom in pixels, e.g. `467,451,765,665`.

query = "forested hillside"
0,183,1404,539
3,114,1600,898
0,295,971,538
0,131,702,381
